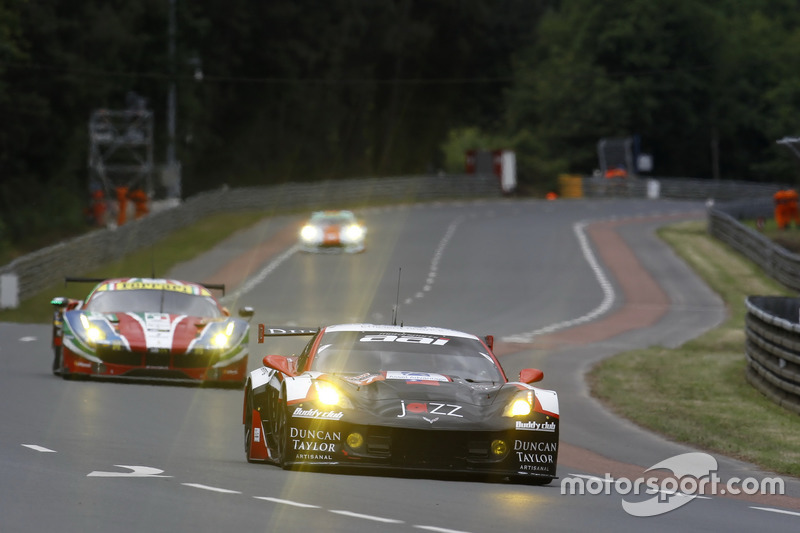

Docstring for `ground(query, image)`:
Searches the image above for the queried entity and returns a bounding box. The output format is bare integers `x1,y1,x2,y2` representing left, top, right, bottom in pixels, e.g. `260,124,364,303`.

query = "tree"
503,0,800,186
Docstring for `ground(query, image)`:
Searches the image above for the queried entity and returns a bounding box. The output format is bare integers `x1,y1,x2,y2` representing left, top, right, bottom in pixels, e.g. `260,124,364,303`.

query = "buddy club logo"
516,420,556,432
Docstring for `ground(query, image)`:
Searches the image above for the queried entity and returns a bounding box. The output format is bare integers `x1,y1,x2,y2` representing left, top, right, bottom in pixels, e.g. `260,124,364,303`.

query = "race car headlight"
211,321,236,348
300,225,321,242
491,439,508,457
343,224,364,241
313,381,352,408
346,432,364,450
314,381,341,406
211,332,229,348
504,391,534,417
80,314,105,344
86,326,105,343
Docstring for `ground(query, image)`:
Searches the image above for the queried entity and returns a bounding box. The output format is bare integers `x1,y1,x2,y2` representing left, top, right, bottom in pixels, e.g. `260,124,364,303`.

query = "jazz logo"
397,400,463,418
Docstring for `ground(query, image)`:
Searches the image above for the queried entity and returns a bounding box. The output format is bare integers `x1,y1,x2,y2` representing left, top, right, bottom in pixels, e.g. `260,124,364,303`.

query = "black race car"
243,323,559,483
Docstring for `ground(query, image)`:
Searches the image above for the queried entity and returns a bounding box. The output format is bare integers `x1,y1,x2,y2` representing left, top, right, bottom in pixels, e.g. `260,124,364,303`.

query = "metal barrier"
745,296,800,414
708,198,800,292
709,198,800,414
0,174,501,305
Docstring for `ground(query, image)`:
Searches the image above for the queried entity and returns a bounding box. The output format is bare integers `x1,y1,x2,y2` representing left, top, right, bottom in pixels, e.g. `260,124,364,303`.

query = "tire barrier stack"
745,296,800,415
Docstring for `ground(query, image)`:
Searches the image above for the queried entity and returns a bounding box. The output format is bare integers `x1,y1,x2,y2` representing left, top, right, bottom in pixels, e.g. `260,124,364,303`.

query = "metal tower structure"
87,108,154,196
597,137,636,177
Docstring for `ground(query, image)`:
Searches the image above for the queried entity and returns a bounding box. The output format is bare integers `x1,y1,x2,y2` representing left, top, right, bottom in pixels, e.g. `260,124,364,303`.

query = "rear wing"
257,325,319,343
63,277,226,295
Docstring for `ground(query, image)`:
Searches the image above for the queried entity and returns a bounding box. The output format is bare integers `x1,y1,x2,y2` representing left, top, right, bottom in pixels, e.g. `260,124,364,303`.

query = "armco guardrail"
711,197,800,414
0,174,500,305
581,176,785,201
745,296,800,415
708,198,800,292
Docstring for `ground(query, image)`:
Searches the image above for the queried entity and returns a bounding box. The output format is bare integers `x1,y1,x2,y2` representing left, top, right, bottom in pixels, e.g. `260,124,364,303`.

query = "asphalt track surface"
2,198,799,532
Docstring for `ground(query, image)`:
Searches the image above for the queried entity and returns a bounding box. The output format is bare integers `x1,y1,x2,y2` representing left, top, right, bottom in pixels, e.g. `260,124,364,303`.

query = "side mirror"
483,335,494,350
262,355,298,377
51,297,68,309
239,306,254,319
519,368,544,384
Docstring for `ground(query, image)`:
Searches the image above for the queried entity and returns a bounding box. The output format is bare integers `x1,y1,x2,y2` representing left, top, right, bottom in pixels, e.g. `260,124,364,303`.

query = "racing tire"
244,388,256,463
52,347,63,376
275,394,294,470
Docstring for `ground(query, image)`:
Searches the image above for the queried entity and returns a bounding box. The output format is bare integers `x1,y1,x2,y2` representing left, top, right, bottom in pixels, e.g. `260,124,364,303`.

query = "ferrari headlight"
344,224,364,241
314,381,342,406
80,314,105,344
211,332,229,348
504,391,534,417
87,326,104,343
211,321,236,348
300,225,320,242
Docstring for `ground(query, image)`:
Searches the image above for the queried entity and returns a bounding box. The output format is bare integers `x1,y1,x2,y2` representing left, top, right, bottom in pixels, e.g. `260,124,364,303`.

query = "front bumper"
60,346,247,385
279,419,558,480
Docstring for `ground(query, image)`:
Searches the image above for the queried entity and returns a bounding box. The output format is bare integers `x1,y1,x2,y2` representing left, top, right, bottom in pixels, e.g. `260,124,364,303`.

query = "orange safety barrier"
129,188,150,219
115,186,129,226
774,189,799,230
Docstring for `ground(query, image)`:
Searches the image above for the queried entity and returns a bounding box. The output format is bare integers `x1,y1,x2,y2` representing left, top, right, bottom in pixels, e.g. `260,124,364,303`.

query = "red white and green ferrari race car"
243,323,559,483
50,277,253,385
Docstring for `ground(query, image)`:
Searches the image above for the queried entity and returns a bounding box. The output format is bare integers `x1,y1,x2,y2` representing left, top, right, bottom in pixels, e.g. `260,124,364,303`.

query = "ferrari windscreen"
310,331,503,383
85,289,222,317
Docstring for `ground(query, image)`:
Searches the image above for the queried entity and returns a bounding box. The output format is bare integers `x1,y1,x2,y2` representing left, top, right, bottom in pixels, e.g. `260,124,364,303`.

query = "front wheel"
274,395,294,469
52,347,63,376
244,388,256,462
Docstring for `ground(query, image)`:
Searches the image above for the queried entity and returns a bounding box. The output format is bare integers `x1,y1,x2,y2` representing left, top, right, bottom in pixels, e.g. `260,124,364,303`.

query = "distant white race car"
298,210,366,253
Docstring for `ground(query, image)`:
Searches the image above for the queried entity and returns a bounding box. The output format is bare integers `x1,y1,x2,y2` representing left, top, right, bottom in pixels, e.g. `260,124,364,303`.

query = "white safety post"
0,273,19,309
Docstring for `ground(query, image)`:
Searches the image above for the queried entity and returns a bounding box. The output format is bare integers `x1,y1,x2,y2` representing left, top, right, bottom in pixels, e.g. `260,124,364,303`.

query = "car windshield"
314,214,353,225
85,289,223,317
310,330,503,383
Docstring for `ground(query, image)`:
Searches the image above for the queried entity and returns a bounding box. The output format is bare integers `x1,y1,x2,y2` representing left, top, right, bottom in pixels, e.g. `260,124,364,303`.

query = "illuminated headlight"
510,399,532,416
300,225,321,242
80,314,105,344
346,432,364,450
504,391,534,417
313,381,353,408
86,326,105,343
491,439,508,457
314,381,342,406
211,322,236,348
211,332,229,348
343,224,364,241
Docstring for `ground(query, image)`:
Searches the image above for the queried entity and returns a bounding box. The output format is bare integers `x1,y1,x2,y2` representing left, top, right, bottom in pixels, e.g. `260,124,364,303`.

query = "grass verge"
0,210,269,324
588,220,800,477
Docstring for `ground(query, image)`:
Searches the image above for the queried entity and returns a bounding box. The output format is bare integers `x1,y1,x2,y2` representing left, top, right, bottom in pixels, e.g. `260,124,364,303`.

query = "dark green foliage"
504,0,800,186
2,0,800,253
